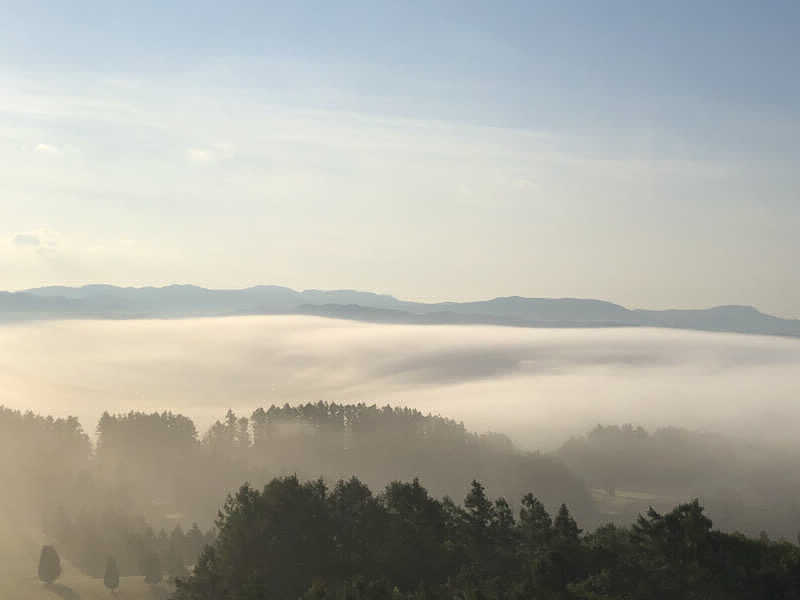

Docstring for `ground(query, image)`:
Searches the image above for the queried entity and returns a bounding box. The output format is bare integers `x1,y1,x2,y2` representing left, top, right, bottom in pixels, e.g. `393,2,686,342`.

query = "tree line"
93,403,593,526
174,475,800,600
5,400,800,589
1,402,589,581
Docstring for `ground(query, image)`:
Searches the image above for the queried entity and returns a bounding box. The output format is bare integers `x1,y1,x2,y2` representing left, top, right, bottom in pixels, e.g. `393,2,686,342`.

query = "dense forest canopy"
173,475,800,600
2,401,800,594
0,406,91,518
90,402,593,527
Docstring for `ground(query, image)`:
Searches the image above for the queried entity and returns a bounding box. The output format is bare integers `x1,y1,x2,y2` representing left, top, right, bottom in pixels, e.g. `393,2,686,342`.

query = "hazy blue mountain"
297,304,632,328
406,297,634,323
299,289,403,309
5,285,799,337
12,284,302,318
0,291,85,319
634,305,800,336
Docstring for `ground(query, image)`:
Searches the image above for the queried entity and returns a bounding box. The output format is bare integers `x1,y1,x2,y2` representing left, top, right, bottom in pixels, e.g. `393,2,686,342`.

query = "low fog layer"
1,316,799,450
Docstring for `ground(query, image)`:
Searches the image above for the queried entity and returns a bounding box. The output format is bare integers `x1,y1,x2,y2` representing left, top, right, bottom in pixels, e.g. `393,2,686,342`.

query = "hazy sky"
2,1,799,316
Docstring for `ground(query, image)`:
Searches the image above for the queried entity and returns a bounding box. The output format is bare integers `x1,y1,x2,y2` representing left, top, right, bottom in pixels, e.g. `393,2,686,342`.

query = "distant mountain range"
2,284,799,337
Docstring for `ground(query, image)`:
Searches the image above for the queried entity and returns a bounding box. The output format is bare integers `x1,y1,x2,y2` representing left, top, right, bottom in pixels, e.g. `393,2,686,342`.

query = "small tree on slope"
104,556,120,593
38,545,62,584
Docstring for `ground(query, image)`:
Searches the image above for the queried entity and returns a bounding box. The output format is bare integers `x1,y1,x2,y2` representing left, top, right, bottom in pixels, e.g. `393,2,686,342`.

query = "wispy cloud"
34,143,61,155
186,148,213,163
12,233,41,247
186,143,236,164
1,229,188,290
0,70,798,316
10,229,59,251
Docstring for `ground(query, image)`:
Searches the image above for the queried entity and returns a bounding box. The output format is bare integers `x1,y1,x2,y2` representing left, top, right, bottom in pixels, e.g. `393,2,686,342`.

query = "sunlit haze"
3,4,800,598
2,2,799,316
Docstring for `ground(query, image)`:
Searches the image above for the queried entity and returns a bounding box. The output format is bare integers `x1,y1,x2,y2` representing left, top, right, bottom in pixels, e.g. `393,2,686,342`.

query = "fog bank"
1,316,799,449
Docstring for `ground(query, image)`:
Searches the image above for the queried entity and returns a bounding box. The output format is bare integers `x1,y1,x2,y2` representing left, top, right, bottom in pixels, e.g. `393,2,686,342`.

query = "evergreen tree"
553,503,581,542
464,480,495,531
147,477,800,600
185,523,205,563
165,545,189,580
104,556,120,593
519,493,552,546
38,545,62,584
141,551,163,585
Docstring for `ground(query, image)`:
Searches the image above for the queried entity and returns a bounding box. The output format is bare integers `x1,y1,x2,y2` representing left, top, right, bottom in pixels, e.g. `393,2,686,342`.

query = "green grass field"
0,520,170,600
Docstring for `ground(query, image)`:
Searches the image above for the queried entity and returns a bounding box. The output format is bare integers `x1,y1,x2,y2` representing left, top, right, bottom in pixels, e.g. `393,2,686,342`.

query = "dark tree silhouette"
165,545,188,580
11,403,800,596
140,551,163,585
103,555,119,592
174,477,800,600
38,545,62,584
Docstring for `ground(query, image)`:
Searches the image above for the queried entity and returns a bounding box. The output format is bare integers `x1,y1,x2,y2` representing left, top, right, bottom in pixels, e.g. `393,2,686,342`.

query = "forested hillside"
174,476,800,600
4,402,800,600
558,425,800,536
0,402,591,582
89,403,593,527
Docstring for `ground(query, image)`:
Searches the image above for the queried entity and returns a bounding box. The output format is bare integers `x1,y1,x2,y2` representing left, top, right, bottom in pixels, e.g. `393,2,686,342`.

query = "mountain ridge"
2,285,798,338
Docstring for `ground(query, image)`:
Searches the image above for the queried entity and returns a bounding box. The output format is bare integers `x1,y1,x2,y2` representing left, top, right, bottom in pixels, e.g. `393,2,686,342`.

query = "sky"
1,1,799,316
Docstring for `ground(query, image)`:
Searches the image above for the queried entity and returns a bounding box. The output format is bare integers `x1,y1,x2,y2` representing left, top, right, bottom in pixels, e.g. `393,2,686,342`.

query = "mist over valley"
3,316,800,450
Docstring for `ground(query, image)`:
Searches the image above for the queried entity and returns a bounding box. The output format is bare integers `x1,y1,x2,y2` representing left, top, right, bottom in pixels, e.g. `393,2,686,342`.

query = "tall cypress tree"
141,552,163,585
104,556,120,593
38,546,62,584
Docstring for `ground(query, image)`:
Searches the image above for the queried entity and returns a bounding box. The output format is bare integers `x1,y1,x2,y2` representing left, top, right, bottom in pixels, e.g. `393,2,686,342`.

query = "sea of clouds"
1,316,799,450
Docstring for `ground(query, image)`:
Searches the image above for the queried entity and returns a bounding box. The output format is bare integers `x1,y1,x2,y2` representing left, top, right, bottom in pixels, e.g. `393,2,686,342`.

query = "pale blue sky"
2,1,799,316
